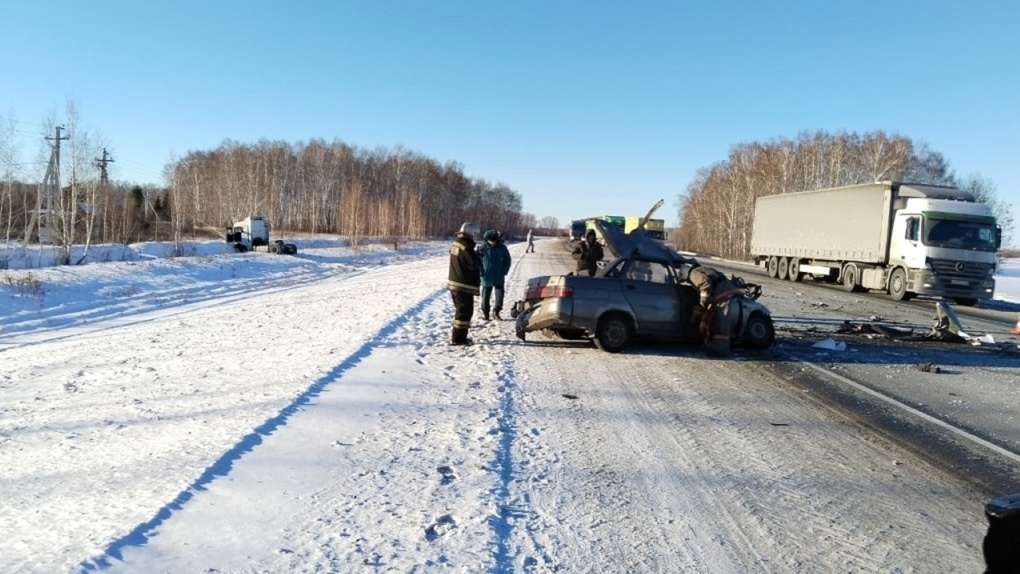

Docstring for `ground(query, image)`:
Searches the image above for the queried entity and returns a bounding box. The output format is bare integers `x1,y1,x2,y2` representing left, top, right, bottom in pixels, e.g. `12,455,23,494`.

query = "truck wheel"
888,268,913,301
777,257,789,281
594,313,632,353
841,264,861,292
742,313,775,349
787,259,803,282
766,256,779,278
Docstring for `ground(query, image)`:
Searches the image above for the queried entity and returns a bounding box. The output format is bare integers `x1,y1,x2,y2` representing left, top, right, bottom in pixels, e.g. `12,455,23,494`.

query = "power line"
94,148,114,185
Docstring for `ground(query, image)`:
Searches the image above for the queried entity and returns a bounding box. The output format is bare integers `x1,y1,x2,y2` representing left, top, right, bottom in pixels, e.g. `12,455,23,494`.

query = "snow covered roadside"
3,238,495,572
1,237,1017,572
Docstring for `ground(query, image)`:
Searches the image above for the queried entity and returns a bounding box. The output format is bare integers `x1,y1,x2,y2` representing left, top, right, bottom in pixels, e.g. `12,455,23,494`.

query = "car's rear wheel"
594,313,632,353
742,313,775,349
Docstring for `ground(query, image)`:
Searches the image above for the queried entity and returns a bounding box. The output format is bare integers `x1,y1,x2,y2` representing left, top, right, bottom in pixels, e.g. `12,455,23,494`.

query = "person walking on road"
526,229,535,253
478,229,512,320
448,222,481,345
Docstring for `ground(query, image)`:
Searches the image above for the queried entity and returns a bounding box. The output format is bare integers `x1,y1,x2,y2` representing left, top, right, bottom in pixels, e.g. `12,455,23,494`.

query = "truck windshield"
922,218,997,251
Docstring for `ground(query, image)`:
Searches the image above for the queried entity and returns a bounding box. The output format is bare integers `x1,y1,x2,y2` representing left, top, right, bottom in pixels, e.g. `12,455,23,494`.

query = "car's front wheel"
594,313,632,353
742,312,775,349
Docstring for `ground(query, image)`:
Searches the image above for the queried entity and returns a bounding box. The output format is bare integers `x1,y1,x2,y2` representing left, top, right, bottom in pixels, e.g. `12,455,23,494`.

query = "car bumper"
514,299,575,339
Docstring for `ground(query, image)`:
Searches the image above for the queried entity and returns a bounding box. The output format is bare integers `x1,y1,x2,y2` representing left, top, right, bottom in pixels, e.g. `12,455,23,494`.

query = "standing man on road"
573,229,604,276
448,222,481,345
478,229,512,320
525,229,535,253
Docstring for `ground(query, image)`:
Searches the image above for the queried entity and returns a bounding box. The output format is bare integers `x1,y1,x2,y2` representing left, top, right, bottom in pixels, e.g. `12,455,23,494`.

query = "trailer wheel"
777,257,789,280
766,256,778,278
841,264,862,292
594,313,632,353
888,268,912,301
787,258,803,282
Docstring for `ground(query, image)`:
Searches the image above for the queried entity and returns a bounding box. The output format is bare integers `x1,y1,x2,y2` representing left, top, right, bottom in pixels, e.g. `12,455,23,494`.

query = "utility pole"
94,148,114,185
25,126,68,243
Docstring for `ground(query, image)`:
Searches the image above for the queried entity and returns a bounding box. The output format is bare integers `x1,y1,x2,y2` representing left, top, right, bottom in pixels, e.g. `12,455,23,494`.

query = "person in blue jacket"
478,229,512,320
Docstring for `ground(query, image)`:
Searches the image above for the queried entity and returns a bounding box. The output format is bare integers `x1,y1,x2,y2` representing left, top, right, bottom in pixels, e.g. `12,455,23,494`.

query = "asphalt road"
696,254,1020,495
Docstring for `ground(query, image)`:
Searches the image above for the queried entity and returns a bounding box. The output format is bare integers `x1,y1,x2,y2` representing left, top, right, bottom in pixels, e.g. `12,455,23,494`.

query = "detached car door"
618,259,682,336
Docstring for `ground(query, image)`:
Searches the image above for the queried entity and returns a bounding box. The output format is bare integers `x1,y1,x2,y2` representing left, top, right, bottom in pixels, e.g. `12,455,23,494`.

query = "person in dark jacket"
572,229,604,276
448,222,481,345
679,263,740,357
478,229,512,320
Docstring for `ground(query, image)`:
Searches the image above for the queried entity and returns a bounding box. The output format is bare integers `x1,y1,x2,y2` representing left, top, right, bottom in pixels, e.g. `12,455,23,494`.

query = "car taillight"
540,286,572,298
526,284,572,300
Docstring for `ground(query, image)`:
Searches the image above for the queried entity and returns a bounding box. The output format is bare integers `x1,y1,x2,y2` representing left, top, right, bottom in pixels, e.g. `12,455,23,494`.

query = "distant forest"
2,106,1012,264
1,103,548,260
167,139,537,240
675,130,1013,259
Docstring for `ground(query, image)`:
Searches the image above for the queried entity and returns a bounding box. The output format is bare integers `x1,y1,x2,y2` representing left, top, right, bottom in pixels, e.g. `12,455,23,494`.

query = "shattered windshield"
923,218,997,251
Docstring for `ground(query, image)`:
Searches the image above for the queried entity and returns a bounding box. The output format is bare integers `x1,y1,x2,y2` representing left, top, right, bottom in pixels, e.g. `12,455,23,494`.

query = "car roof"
593,219,699,267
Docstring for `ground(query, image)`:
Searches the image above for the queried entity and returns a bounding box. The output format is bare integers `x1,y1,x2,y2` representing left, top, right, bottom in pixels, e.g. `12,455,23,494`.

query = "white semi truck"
226,216,297,255
750,181,1000,305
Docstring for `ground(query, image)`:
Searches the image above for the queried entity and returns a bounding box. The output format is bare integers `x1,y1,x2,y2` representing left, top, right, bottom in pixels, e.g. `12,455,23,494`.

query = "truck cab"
226,216,297,255
890,197,999,303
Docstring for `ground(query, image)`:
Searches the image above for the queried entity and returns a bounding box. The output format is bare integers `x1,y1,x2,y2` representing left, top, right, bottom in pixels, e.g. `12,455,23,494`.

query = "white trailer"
750,181,999,305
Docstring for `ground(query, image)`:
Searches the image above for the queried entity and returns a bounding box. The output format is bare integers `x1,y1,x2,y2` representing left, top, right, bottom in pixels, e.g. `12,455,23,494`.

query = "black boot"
450,327,472,345
494,309,502,321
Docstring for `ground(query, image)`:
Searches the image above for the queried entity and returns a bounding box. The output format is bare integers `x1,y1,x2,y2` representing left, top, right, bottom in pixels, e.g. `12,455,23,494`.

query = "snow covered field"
1,237,1017,572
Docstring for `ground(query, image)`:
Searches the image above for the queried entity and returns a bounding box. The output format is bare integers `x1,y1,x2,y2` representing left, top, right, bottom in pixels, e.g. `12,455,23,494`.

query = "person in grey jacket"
478,229,512,320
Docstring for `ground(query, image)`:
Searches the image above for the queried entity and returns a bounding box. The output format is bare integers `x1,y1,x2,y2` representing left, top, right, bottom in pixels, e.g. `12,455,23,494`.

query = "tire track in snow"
489,349,519,574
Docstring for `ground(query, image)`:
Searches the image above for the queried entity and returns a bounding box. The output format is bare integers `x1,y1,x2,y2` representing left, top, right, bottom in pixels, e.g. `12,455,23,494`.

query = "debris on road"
812,338,847,351
837,320,914,339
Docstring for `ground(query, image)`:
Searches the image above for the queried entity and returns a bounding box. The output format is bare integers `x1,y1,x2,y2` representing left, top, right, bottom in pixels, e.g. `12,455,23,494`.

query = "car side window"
624,261,670,284
603,259,624,278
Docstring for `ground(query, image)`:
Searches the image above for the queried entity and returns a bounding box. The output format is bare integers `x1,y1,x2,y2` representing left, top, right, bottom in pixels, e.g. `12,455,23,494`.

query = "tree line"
167,139,536,243
674,130,1014,260
2,102,543,263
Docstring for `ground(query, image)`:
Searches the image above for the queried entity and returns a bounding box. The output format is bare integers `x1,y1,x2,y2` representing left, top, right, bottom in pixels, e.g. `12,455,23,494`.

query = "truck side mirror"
996,226,1002,249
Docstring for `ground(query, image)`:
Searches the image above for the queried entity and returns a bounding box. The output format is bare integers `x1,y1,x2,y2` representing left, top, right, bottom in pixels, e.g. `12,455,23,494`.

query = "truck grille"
927,259,994,296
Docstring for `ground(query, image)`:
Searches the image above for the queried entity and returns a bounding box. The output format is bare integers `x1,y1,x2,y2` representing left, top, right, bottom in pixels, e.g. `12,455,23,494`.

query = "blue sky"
3,0,1018,228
